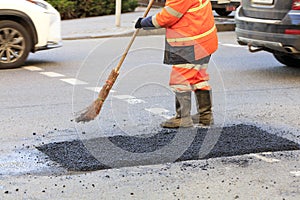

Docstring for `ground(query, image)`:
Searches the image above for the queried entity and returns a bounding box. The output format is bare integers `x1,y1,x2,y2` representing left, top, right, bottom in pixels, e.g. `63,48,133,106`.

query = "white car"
0,0,62,69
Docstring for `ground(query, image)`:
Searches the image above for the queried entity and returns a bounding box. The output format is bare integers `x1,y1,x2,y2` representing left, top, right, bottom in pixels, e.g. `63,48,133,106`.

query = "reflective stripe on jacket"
169,56,211,91
152,0,218,64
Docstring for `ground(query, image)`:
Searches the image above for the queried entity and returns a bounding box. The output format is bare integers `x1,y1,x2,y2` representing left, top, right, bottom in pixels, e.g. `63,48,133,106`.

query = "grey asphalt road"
0,32,299,199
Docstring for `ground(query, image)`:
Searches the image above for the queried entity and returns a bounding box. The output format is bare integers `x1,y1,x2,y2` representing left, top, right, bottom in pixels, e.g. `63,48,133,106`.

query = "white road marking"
114,95,146,104
160,114,172,119
23,66,43,71
24,64,175,119
40,72,65,78
222,44,246,48
290,171,300,177
249,153,280,163
60,78,88,85
85,87,115,93
145,108,172,119
261,152,272,155
145,108,169,114
113,95,135,100
126,99,146,104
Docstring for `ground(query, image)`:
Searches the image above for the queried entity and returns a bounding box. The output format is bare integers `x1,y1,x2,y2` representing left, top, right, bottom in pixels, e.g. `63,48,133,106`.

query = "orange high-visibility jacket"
152,0,218,64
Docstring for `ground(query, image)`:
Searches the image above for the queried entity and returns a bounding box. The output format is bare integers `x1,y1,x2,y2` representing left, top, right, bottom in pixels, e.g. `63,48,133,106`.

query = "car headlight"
26,0,48,9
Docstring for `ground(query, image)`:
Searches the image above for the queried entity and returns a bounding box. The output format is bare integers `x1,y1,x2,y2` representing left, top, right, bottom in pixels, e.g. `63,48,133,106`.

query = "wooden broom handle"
115,0,156,73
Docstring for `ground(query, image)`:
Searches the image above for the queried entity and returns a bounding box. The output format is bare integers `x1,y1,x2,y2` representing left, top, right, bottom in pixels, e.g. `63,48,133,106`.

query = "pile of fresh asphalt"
37,124,300,171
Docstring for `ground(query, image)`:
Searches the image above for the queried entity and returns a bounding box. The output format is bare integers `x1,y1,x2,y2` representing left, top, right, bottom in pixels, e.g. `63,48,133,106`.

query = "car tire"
0,20,32,69
215,8,232,16
273,53,300,67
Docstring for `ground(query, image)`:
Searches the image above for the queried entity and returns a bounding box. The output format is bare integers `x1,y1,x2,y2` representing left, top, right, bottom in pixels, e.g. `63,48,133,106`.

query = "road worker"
135,0,218,128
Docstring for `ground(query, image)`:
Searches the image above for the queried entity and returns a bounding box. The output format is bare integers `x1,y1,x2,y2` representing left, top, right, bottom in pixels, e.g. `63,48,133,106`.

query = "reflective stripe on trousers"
169,63,211,92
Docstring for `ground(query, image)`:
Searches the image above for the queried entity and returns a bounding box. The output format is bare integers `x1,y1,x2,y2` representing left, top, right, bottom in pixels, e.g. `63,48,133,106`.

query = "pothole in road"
36,124,300,171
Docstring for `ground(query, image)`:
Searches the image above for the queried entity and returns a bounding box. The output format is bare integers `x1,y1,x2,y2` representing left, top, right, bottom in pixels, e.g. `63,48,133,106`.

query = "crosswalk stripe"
60,78,88,85
145,108,172,119
290,171,300,177
23,66,43,71
40,72,65,78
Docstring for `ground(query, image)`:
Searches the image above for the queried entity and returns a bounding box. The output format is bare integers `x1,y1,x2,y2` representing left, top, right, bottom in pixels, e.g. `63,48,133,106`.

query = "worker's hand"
135,17,143,29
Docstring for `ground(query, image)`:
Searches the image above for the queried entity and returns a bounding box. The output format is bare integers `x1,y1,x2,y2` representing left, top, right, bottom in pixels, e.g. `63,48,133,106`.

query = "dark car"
211,0,241,16
235,0,300,67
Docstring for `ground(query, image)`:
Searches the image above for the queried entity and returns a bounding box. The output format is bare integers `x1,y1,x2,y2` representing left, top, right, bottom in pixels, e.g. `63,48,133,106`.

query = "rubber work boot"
160,92,193,128
192,90,213,126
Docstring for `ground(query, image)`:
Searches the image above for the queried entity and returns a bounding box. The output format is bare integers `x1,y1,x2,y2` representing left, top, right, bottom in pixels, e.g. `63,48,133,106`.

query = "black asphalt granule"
37,140,106,171
108,129,177,153
177,124,299,161
36,124,299,171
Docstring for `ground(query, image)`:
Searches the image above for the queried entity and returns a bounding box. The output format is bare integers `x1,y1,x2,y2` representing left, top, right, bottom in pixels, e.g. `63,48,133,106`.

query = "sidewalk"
61,8,235,40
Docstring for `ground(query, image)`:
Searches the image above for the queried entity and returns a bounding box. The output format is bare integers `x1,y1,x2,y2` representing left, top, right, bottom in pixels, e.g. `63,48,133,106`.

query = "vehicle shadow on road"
24,60,62,68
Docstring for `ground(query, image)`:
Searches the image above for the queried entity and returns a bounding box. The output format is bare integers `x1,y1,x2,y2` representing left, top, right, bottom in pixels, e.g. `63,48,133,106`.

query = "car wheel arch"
0,9,38,52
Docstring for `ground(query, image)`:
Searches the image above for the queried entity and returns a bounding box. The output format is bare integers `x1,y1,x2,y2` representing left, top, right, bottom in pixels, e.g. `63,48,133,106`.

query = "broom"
75,0,155,123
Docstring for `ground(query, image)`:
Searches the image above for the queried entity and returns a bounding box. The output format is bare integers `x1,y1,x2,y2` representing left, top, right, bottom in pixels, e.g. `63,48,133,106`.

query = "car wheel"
0,20,32,69
273,53,300,67
215,8,232,16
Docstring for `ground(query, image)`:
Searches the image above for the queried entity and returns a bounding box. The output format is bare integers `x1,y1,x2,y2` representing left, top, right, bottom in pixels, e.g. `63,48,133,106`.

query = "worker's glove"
135,16,155,29
135,17,143,29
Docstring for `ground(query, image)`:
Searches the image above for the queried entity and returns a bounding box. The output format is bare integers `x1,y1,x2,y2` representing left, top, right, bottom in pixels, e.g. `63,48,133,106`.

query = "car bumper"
235,7,300,54
33,5,62,51
35,41,62,51
236,28,300,54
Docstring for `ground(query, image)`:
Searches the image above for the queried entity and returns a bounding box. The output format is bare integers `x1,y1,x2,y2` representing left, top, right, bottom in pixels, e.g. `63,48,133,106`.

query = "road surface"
0,32,299,199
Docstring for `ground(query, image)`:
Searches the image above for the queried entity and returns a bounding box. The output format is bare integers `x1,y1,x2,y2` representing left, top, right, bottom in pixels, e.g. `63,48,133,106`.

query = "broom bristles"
75,99,104,123
75,69,119,123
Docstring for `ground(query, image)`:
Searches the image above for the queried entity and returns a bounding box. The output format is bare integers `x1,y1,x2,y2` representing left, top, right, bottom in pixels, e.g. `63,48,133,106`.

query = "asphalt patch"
37,124,300,171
